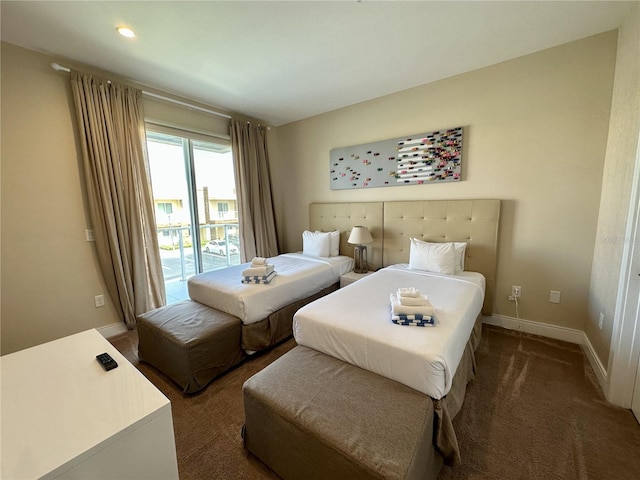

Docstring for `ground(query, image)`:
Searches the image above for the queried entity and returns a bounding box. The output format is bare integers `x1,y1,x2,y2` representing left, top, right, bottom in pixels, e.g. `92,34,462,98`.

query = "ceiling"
1,1,634,126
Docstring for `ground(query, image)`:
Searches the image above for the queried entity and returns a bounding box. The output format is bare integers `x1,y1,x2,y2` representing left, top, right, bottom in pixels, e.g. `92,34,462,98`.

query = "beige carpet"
439,325,640,480
110,324,640,480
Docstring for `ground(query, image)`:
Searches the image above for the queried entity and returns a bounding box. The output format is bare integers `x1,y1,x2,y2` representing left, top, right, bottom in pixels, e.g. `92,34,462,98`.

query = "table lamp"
348,226,373,273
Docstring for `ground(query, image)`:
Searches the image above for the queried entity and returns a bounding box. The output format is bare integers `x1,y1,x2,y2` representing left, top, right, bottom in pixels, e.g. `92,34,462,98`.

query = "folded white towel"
397,287,421,298
242,264,275,277
399,295,429,307
390,293,435,317
251,257,268,266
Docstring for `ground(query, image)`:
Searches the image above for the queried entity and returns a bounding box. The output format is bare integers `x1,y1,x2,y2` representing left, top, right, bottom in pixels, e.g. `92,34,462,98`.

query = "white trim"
583,331,609,392
484,314,583,344
484,315,607,391
606,126,640,408
97,322,128,339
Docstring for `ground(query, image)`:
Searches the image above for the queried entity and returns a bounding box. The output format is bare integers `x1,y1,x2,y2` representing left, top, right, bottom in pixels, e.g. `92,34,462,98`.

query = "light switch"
549,290,561,304
95,295,105,308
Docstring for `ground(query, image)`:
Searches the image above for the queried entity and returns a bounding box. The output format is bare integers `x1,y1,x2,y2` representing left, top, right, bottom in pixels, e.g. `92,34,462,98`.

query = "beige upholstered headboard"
309,202,384,269
383,200,501,314
310,199,501,315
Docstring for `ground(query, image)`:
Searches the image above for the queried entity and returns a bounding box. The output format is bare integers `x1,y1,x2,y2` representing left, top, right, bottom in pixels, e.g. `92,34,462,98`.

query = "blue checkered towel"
391,314,435,327
242,270,277,284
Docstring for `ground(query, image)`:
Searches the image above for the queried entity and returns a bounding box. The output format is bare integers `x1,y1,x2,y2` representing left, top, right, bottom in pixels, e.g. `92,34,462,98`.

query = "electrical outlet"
549,290,561,304
508,285,521,302
95,294,105,308
598,312,604,330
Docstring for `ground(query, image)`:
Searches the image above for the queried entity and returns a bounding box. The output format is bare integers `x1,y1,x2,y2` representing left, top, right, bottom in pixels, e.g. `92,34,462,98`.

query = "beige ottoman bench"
243,345,443,479
137,300,245,394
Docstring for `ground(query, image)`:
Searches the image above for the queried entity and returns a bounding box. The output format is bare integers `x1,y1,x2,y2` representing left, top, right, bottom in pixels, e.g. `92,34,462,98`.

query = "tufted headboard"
309,202,384,269
309,199,501,315
383,200,501,314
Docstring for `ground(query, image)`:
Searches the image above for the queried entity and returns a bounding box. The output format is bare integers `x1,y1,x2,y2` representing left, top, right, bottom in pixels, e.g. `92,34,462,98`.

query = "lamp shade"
348,226,373,245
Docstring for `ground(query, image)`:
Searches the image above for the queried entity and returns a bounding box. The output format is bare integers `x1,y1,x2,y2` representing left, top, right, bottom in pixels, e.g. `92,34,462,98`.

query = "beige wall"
271,32,618,333
1,43,120,354
0,43,235,354
587,7,640,368
1,28,630,363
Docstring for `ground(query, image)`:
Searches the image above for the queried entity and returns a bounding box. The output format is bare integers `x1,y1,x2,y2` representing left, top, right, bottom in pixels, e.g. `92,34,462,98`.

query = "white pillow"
453,242,467,272
303,230,331,257
316,230,340,256
409,238,457,275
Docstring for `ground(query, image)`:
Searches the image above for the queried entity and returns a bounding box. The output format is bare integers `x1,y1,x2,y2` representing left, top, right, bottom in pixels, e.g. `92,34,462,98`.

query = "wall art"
329,127,463,190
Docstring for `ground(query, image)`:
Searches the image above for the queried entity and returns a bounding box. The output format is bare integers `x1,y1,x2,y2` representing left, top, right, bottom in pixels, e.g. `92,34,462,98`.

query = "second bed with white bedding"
188,253,353,325
293,265,485,399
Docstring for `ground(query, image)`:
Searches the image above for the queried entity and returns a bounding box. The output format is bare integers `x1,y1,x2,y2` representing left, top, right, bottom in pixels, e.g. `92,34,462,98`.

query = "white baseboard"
484,314,608,392
581,333,608,393
97,322,128,339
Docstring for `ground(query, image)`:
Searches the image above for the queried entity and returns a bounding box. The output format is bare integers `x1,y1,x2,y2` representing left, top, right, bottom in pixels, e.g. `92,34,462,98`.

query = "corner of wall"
585,2,640,377
485,315,608,393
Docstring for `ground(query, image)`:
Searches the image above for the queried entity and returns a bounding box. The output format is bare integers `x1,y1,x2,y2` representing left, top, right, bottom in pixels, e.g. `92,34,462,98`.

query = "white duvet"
187,253,353,325
293,265,485,399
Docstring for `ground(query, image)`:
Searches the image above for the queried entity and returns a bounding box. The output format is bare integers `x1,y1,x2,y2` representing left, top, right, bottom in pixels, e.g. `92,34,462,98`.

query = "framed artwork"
330,127,463,190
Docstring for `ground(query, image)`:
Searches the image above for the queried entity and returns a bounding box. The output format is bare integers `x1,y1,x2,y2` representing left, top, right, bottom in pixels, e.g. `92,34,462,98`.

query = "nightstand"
340,270,375,288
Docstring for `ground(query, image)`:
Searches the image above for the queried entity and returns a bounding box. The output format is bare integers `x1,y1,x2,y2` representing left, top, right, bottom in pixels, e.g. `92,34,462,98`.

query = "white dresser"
0,329,179,480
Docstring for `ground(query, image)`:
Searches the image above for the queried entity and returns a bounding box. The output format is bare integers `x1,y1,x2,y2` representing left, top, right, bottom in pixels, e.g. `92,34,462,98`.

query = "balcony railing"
157,223,240,284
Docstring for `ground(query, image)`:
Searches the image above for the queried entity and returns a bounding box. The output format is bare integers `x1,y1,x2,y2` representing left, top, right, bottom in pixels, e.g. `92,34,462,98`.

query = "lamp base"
353,245,368,273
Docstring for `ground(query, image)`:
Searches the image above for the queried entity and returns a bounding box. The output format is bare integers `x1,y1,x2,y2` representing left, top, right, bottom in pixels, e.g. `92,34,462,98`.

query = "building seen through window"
146,130,239,303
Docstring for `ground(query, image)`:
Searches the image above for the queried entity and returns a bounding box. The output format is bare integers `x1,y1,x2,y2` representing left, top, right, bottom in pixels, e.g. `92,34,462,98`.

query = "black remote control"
96,352,118,371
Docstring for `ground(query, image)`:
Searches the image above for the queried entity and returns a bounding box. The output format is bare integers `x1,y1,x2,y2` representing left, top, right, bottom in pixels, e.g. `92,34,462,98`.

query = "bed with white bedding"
243,199,501,479
137,240,355,393
188,253,353,351
188,253,353,325
293,265,485,399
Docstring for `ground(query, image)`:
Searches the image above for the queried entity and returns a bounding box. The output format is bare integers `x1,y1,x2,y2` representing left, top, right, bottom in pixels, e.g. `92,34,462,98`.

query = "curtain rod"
51,62,232,120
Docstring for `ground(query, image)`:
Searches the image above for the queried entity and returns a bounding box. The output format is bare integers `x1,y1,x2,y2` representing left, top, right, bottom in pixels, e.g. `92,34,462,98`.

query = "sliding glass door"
146,130,239,303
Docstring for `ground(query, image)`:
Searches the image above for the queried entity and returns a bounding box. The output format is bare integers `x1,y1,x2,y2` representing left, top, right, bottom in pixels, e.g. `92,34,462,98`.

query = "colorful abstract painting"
330,127,463,190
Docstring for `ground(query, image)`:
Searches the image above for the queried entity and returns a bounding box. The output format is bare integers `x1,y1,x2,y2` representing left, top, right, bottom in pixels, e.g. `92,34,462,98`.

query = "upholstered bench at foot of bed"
242,345,443,480
137,299,245,394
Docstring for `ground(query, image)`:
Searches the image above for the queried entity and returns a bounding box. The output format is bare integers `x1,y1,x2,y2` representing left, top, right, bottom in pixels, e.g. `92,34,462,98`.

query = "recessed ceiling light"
116,26,136,38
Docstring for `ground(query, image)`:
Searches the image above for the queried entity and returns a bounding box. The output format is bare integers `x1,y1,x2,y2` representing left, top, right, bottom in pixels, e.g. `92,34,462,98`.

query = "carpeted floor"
109,324,640,480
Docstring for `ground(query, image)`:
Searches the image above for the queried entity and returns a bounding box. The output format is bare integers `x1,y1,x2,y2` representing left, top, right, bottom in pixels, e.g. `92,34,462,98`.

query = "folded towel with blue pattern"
392,314,435,327
242,270,277,284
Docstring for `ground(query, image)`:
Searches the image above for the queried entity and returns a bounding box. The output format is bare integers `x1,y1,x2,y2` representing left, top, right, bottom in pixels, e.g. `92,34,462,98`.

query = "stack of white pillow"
301,230,340,257
408,237,466,274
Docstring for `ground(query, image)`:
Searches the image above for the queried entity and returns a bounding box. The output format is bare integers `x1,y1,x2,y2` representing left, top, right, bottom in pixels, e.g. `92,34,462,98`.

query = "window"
155,201,173,222
217,202,229,218
157,202,173,215
146,130,239,303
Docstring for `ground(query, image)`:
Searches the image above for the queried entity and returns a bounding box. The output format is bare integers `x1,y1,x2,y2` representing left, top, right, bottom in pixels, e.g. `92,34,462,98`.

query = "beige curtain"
231,120,279,260
70,71,165,328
